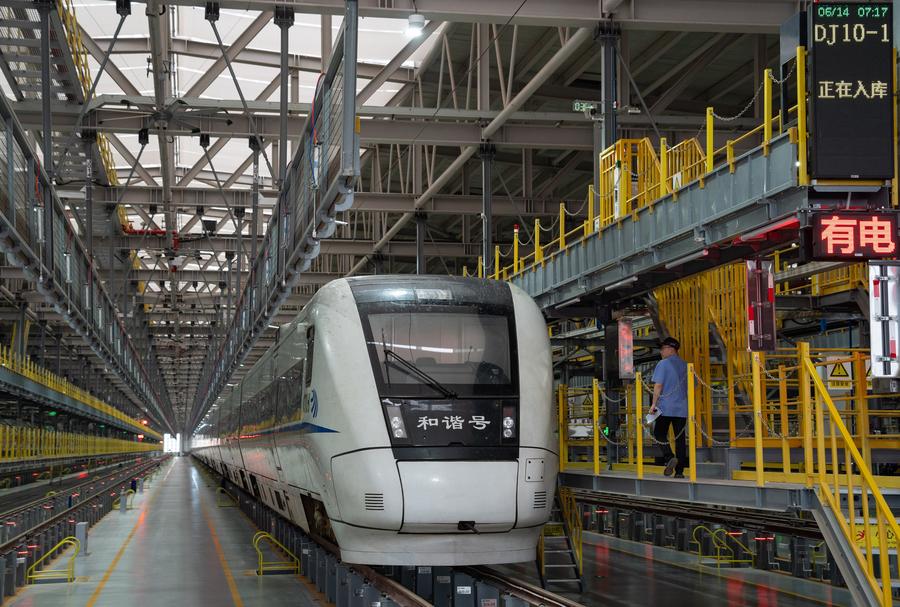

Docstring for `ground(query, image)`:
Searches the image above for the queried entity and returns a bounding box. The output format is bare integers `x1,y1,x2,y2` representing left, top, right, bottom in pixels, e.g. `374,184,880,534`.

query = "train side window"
304,326,315,391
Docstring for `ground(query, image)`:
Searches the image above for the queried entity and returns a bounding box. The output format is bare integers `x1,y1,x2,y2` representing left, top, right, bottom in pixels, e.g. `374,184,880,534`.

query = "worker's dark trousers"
653,416,687,474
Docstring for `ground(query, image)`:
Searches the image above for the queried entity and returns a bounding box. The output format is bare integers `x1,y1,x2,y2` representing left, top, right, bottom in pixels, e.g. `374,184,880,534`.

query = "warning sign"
827,360,853,390
856,526,898,552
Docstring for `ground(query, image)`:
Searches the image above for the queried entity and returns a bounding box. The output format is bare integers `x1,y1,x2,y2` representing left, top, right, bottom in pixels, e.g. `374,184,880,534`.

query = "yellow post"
585,187,595,237
592,378,600,476
751,352,765,487
705,107,714,174
659,137,669,198
778,365,790,475
513,225,520,273
477,256,483,278
853,352,871,469
635,372,644,479
687,363,697,483
559,203,566,251
726,140,735,173
534,218,543,264
493,245,500,280
763,68,773,155
558,384,567,471
796,46,809,185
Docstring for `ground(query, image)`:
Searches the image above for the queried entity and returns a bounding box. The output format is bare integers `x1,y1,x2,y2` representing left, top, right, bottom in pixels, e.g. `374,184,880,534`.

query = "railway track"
570,487,822,538
462,566,587,607
0,455,163,550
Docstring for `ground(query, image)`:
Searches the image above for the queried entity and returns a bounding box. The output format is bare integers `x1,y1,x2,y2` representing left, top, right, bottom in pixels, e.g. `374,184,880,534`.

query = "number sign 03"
809,3,894,179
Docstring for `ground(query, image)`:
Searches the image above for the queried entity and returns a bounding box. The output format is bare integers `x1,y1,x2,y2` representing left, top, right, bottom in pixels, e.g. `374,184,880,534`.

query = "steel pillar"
600,27,618,149
415,213,425,275
249,136,260,264
276,6,293,186
480,143,495,277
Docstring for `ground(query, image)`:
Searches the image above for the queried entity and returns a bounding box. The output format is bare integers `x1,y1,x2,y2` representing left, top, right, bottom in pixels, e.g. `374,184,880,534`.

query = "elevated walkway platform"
513,131,805,310
560,469,813,512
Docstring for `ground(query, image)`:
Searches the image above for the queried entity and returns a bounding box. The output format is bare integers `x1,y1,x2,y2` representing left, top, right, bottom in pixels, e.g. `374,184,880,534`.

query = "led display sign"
811,211,898,260
809,3,894,179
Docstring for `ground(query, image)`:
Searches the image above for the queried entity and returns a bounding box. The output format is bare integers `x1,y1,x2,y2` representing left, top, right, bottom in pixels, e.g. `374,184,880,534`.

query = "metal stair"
537,486,583,592
0,0,113,184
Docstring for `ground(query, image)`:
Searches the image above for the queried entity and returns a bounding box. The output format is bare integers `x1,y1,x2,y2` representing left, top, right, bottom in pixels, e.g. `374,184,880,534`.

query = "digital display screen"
809,3,894,179
811,211,898,259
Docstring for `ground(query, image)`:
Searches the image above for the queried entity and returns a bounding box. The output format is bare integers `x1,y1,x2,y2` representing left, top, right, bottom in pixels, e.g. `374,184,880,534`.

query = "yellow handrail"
558,486,583,576
252,531,300,576
112,489,136,510
216,487,238,508
801,342,900,606
0,345,158,439
26,536,80,583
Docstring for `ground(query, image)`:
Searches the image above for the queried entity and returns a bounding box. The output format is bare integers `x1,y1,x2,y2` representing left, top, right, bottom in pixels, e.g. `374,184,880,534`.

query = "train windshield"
367,312,512,395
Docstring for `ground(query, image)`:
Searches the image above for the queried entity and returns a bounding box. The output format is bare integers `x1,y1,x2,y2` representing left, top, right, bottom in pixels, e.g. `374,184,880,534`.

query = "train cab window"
304,326,315,391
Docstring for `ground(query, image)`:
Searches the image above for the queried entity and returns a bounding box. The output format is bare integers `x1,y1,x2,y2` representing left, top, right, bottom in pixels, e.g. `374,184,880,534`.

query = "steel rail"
0,456,163,554
569,488,821,539
461,566,587,607
0,456,144,521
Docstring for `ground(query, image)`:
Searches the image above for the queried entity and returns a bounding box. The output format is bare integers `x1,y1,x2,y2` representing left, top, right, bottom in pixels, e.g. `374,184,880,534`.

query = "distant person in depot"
649,337,688,478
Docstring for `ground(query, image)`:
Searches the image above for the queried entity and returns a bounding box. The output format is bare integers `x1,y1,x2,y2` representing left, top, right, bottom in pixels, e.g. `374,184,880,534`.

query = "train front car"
316,276,557,565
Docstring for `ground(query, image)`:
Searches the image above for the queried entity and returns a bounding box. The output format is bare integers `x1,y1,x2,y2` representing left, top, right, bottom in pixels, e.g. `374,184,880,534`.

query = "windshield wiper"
382,348,458,399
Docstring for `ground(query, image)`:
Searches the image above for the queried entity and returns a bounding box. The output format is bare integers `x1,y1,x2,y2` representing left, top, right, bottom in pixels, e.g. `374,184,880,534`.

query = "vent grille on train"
364,493,384,511
533,491,548,509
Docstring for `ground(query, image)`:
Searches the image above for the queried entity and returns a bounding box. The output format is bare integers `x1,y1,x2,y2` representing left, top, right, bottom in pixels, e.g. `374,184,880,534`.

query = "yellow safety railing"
252,531,300,576
216,487,238,508
113,488,136,510
557,365,697,483
0,345,158,439
691,527,754,569
495,47,811,281
559,486,583,576
0,426,157,462
798,342,900,606
26,536,80,583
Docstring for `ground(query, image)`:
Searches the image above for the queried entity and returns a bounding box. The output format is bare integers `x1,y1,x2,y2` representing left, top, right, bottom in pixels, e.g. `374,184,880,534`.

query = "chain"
690,368,739,395
596,427,628,446
601,391,627,404
562,196,588,217
692,418,732,447
768,57,797,86
709,58,796,123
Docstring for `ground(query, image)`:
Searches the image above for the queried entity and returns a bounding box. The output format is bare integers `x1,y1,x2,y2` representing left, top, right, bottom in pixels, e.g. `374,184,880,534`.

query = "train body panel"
192,276,557,565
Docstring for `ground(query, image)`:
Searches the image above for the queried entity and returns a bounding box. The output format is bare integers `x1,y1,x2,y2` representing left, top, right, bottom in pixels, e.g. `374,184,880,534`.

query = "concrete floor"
6,457,322,607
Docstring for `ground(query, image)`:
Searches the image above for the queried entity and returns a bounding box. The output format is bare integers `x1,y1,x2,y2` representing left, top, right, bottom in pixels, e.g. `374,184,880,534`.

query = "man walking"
649,337,688,478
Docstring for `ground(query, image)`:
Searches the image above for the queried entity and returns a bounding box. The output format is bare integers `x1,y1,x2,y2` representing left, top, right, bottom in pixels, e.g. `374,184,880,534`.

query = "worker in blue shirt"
649,337,688,478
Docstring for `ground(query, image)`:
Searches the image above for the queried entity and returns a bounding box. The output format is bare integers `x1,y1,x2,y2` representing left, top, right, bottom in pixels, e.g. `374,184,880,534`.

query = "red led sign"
811,212,898,260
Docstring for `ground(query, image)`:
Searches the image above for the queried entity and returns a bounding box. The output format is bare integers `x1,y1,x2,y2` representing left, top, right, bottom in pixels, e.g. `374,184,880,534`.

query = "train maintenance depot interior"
0,0,896,605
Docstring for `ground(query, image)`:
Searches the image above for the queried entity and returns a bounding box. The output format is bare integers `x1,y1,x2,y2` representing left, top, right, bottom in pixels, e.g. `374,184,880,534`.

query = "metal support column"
600,26,619,149
477,23,490,111
250,136,260,265
38,0,54,277
275,3,291,186
415,213,426,275
84,138,94,268
522,149,533,199
480,143,495,277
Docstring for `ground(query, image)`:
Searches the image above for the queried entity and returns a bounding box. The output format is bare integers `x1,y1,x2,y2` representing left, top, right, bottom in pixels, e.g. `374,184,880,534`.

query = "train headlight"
502,409,516,440
385,404,408,440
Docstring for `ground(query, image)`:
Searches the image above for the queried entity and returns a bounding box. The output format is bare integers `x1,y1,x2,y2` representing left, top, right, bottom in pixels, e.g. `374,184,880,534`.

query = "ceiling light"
405,13,425,37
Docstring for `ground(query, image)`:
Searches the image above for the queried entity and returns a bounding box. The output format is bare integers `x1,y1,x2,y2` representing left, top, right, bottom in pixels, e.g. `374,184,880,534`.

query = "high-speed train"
191,276,557,565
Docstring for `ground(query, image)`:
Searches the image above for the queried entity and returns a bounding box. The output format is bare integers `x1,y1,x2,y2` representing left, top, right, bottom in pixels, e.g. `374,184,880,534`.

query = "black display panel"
809,2,894,179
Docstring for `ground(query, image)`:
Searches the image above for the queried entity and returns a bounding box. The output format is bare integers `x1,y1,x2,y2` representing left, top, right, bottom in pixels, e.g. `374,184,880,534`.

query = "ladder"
537,485,583,592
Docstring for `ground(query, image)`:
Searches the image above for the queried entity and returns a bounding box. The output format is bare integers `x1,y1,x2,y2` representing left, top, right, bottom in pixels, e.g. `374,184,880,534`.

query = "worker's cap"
660,337,680,350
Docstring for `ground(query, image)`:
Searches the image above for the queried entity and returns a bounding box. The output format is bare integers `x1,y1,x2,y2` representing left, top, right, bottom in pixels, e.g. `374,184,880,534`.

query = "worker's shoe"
664,457,678,477
673,473,685,479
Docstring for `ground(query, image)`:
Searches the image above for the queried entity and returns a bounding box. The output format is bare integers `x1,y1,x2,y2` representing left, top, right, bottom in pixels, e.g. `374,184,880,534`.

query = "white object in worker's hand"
645,408,661,426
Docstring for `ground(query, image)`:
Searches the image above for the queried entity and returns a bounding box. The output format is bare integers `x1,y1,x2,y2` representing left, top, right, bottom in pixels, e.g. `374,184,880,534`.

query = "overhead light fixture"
664,249,710,270
605,276,638,291
405,12,425,37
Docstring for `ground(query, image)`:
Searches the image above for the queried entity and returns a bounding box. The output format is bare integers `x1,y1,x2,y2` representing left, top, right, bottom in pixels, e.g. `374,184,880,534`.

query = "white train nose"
397,461,518,533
